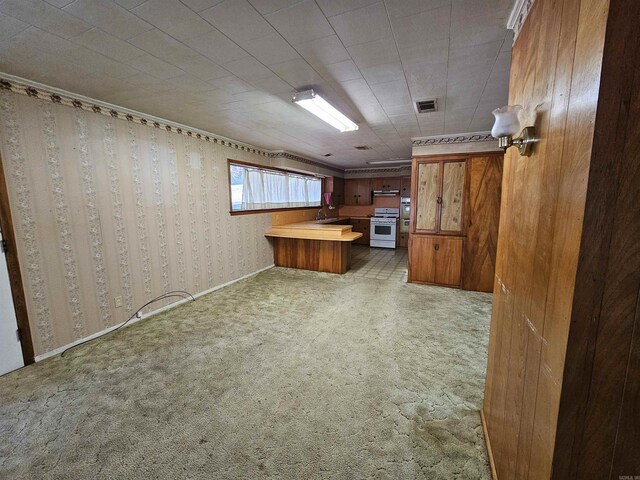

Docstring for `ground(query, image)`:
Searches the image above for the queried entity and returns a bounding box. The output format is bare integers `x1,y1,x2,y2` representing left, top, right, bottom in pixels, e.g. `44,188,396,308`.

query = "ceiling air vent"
354,145,371,150
416,99,438,113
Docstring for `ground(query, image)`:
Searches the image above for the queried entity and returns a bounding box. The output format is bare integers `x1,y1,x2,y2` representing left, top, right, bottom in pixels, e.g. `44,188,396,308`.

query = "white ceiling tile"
317,59,361,82
315,0,378,17
208,75,254,94
44,0,75,7
360,63,405,85
63,0,153,40
391,6,451,50
264,0,334,45
339,78,379,106
247,0,303,15
385,0,450,18
239,32,300,65
184,29,249,65
295,35,350,67
200,0,275,43
0,13,29,41
180,0,226,12
0,0,92,39
348,37,401,71
126,54,185,79
398,38,449,65
328,2,391,47
129,29,230,80
114,0,148,8
269,58,324,87
249,75,294,95
370,80,411,107
405,66,447,100
132,0,213,41
382,103,414,116
71,28,145,62
223,56,275,81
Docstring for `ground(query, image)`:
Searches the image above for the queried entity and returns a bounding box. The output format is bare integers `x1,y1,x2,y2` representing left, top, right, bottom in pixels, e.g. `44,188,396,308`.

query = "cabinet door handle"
434,244,440,251
436,196,443,204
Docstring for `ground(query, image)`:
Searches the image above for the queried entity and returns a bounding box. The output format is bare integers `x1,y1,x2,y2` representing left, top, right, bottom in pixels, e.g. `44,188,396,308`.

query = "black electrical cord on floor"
61,290,195,358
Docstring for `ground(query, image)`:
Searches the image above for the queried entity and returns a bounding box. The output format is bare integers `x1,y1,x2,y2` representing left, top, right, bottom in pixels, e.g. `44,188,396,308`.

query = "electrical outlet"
114,296,123,308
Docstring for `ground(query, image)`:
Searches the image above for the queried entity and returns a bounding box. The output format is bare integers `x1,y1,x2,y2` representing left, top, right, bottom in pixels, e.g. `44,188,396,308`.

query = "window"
229,160,322,213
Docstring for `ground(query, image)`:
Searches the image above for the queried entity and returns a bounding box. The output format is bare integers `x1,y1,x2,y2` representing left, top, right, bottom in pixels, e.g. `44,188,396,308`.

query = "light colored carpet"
0,267,493,479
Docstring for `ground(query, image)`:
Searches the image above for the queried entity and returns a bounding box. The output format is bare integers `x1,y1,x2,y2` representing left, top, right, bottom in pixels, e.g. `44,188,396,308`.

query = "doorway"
0,224,23,375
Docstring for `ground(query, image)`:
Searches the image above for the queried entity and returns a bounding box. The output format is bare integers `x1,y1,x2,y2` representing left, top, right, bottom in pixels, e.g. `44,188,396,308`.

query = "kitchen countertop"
264,218,363,242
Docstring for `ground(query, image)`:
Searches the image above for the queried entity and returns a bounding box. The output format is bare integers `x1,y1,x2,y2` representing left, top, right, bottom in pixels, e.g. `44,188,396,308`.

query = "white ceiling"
0,0,514,168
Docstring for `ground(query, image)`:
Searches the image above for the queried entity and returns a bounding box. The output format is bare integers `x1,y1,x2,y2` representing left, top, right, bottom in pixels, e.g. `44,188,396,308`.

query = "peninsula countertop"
264,218,363,242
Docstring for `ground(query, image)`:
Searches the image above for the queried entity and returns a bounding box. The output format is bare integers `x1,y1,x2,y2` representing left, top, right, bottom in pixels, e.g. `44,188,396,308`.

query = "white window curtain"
241,167,321,210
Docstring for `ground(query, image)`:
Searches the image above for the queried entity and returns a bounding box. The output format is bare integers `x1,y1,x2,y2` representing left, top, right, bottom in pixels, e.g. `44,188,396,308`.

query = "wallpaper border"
0,73,343,175
411,132,494,146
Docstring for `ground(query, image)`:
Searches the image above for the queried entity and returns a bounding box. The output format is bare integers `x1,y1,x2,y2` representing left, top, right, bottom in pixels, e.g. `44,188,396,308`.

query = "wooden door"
350,218,369,245
400,176,411,196
462,155,502,293
439,161,466,235
344,179,358,205
332,177,344,206
356,179,372,205
408,236,462,286
414,161,440,233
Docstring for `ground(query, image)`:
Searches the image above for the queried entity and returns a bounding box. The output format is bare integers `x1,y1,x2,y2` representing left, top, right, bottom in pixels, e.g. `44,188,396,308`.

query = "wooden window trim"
227,159,323,215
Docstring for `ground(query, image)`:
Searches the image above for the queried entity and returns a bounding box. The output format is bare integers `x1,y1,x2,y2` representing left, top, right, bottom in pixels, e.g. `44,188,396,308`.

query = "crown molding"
507,0,536,41
344,166,411,175
412,132,494,146
0,72,343,175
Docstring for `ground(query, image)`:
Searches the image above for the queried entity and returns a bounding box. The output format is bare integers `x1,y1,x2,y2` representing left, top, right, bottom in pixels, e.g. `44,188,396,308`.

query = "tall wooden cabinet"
408,154,503,292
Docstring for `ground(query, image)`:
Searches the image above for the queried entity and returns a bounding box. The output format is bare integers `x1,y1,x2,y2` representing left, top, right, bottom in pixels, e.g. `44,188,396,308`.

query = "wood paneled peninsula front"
264,218,362,274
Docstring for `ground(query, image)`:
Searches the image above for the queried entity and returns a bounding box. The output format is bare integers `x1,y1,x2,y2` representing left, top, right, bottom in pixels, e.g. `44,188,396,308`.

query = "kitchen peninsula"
264,218,362,274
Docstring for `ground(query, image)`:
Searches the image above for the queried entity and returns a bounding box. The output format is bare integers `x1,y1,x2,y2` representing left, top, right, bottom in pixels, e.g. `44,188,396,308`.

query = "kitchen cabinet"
372,177,401,191
398,232,409,248
408,154,503,291
325,176,344,206
400,176,411,196
344,179,372,205
349,218,370,245
413,159,465,235
408,236,462,287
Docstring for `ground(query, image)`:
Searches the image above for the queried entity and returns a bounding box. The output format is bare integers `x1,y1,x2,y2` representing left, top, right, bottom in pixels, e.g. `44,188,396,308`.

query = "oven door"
370,222,396,241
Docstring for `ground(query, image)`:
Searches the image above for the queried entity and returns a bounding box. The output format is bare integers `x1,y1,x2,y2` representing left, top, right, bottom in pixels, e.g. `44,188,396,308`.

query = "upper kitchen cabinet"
371,177,401,191
400,176,411,197
413,158,466,235
344,178,372,205
325,176,344,206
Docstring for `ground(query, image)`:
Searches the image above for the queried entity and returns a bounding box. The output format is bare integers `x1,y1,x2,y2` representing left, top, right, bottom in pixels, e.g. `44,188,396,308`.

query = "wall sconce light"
491,105,536,156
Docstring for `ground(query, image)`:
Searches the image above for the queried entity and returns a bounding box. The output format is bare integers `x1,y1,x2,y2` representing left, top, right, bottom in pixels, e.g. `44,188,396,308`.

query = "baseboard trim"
480,408,499,480
35,264,275,362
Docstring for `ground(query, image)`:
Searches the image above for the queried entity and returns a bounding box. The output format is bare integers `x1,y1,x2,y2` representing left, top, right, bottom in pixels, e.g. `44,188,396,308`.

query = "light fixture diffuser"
292,89,358,132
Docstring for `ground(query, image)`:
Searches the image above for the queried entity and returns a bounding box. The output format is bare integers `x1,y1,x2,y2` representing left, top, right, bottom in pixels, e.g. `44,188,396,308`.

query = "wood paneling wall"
483,0,640,478
462,155,502,293
482,0,609,477
553,0,640,477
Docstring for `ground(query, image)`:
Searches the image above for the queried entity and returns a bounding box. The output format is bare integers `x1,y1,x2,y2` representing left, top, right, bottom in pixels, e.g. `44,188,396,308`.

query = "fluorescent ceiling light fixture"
292,89,358,132
366,159,412,165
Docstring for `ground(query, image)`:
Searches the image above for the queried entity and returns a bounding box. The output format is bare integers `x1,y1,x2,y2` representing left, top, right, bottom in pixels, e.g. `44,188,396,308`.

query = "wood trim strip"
0,150,34,364
481,409,499,480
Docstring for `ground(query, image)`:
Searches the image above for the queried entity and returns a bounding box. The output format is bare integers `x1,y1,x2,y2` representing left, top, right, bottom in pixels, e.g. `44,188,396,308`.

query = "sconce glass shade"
491,105,522,138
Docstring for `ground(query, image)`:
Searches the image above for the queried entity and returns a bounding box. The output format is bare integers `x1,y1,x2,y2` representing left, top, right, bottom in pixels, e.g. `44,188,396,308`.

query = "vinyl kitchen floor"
344,245,409,281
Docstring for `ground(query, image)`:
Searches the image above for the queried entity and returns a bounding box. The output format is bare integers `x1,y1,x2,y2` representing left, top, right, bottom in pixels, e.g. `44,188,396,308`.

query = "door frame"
0,151,34,365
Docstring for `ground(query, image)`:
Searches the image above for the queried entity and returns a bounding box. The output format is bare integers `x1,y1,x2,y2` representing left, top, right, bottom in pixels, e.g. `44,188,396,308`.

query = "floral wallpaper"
0,89,285,356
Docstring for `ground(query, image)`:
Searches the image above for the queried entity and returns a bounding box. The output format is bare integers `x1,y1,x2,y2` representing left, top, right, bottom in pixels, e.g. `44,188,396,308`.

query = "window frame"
227,159,324,215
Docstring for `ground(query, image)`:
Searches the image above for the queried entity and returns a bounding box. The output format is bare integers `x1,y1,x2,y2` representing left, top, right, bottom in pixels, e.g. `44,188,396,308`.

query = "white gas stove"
370,208,399,249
